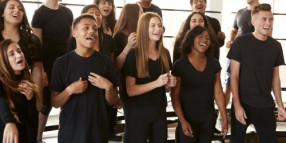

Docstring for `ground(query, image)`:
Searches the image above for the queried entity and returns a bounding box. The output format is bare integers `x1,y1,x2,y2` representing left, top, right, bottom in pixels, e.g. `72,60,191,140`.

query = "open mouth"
103,9,110,13
86,36,95,41
12,14,19,18
16,59,23,65
200,42,207,47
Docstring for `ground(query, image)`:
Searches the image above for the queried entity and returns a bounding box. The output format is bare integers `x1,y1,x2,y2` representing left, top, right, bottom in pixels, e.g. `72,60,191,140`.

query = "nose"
15,52,22,58
14,7,20,12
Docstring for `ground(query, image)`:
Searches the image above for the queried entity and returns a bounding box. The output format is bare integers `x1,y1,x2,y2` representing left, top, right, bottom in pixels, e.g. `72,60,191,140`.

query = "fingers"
183,129,193,137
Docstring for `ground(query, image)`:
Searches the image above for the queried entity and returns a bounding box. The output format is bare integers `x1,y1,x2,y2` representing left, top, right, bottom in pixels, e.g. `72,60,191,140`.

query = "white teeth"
12,14,18,18
86,36,95,40
200,43,206,47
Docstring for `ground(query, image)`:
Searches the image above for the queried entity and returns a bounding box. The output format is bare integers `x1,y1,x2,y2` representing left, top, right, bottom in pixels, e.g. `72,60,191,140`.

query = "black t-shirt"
0,34,42,68
0,85,38,143
66,34,116,58
32,4,73,71
114,32,128,58
172,56,221,113
123,48,171,107
233,7,254,39
227,34,285,108
50,51,117,143
142,4,163,18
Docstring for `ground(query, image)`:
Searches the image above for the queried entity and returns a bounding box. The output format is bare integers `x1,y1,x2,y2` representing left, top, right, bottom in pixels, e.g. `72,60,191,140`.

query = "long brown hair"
113,3,141,37
0,39,40,122
136,12,170,78
0,0,41,67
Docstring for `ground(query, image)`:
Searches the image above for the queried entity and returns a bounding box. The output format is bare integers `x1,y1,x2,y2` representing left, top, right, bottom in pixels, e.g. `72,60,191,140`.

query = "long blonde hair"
136,12,170,78
0,39,41,122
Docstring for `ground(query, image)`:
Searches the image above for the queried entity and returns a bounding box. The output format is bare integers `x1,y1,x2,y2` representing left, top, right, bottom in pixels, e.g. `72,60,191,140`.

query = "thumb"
79,77,82,81
243,111,247,119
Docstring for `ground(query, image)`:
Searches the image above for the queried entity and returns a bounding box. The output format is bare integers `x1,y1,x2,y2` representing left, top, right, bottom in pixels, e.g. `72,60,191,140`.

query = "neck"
44,0,59,10
75,46,94,57
247,1,259,10
139,1,151,8
252,31,268,41
189,50,206,59
2,23,19,41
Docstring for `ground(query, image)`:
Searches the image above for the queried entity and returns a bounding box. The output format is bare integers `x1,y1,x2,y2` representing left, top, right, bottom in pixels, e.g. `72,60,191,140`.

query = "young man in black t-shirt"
31,0,73,142
50,14,118,143
228,4,286,142
224,0,259,108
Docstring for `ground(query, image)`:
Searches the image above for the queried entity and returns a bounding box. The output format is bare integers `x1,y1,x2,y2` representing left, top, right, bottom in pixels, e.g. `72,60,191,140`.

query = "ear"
251,17,256,27
72,29,77,38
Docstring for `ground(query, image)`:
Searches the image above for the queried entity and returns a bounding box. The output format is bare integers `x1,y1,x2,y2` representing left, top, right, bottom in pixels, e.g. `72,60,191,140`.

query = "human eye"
8,51,14,56
18,6,24,11
16,48,22,54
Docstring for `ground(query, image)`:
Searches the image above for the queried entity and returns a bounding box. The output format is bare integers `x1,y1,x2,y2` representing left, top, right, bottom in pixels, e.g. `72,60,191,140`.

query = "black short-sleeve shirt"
124,48,171,107
172,55,221,113
227,34,285,108
50,51,118,143
32,4,73,71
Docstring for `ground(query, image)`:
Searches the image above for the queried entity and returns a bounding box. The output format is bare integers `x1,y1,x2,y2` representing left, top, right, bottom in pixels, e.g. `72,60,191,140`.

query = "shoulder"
114,32,126,39
55,52,73,63
59,4,72,12
151,4,161,10
267,36,281,46
126,48,136,59
207,16,219,23
208,56,220,64
103,34,113,41
174,55,187,66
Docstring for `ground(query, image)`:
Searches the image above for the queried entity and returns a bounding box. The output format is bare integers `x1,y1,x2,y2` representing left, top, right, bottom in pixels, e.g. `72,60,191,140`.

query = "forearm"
115,45,132,70
230,29,238,42
230,74,241,107
272,67,284,108
105,88,118,105
126,80,158,97
215,91,227,122
51,87,72,108
31,62,43,111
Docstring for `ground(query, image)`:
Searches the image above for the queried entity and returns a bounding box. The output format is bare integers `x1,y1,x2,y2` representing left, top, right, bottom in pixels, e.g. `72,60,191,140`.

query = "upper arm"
171,76,181,99
230,60,240,77
33,28,43,43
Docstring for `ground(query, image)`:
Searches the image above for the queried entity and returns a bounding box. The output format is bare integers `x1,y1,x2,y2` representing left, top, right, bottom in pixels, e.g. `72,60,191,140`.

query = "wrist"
105,82,113,91
66,86,73,96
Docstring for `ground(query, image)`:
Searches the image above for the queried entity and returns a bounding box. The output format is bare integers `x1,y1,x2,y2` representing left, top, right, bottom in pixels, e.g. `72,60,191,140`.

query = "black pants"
177,110,215,143
124,106,167,143
230,103,277,143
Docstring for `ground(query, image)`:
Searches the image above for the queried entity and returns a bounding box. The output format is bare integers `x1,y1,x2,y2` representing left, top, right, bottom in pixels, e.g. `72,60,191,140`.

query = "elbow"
127,90,135,97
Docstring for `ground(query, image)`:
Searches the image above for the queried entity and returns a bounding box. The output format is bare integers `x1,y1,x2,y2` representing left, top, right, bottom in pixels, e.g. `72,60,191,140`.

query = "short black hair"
72,14,96,30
